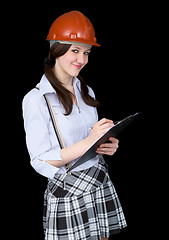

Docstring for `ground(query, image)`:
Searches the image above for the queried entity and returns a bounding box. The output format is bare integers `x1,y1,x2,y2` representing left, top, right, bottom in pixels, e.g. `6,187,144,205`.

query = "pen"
89,121,119,131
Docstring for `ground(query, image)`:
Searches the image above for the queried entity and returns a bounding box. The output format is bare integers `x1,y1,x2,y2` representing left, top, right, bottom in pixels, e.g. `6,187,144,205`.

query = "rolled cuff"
31,149,63,179
39,148,62,161
31,158,59,179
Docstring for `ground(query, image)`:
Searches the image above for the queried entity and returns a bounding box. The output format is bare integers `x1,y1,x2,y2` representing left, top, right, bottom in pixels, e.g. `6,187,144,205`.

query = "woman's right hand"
87,118,114,146
48,118,114,167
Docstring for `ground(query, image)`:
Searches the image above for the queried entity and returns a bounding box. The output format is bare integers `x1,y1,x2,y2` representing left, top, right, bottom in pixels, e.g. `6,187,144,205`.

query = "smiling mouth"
72,64,82,69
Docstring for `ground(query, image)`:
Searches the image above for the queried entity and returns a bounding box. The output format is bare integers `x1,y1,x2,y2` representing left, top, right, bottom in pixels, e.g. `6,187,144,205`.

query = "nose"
77,53,86,65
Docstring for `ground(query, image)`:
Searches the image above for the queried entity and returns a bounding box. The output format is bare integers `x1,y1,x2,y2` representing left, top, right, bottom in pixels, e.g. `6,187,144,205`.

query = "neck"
60,75,73,89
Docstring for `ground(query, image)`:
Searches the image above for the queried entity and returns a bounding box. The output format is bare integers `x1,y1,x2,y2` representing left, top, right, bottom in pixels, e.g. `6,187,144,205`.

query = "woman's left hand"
96,137,119,156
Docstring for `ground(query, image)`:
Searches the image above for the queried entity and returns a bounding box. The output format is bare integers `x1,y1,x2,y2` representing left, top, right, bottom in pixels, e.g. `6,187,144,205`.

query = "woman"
22,11,127,240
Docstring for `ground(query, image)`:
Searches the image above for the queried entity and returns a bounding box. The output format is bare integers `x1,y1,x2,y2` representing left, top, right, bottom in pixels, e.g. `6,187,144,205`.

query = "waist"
47,157,108,198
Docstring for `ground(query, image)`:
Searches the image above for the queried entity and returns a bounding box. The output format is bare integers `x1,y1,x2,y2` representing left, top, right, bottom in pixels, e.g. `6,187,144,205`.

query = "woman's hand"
87,118,119,156
46,118,118,168
96,137,119,156
87,118,114,146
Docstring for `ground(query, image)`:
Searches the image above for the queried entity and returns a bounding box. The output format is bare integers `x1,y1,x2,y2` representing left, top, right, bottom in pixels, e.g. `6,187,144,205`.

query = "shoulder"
23,88,43,107
23,74,56,106
22,88,47,118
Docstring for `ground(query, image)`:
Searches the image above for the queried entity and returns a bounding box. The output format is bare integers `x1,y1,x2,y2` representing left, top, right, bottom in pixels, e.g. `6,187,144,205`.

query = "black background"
6,1,163,239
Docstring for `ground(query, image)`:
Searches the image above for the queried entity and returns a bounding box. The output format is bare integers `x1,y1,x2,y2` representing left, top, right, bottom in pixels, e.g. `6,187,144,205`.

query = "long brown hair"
44,42,100,115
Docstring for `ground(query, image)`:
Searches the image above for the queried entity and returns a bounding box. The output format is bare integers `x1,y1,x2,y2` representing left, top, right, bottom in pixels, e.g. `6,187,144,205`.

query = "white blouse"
22,75,99,179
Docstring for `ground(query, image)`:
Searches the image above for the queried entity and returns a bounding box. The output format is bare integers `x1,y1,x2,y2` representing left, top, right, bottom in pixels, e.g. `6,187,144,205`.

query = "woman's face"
54,44,91,79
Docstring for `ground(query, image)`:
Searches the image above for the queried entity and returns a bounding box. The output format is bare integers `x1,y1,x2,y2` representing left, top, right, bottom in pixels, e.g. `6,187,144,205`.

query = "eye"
71,49,79,53
84,51,90,56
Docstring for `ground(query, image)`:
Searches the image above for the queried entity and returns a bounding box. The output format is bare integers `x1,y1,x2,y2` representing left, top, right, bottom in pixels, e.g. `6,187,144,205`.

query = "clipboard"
67,112,141,172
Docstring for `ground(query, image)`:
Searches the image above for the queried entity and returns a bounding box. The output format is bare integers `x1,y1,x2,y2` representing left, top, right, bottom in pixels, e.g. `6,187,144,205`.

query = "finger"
100,141,119,149
99,143,116,148
97,147,117,155
100,122,114,131
96,147,117,155
109,137,119,144
98,118,113,126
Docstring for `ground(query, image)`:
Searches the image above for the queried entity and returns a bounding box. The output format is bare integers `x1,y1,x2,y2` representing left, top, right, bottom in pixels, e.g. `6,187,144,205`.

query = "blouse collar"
36,74,81,96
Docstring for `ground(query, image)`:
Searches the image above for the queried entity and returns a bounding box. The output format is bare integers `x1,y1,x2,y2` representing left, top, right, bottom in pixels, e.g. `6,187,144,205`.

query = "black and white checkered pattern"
43,161,127,239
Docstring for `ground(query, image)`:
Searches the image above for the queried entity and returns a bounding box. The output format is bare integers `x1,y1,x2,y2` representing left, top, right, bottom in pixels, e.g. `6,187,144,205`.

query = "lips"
72,64,82,69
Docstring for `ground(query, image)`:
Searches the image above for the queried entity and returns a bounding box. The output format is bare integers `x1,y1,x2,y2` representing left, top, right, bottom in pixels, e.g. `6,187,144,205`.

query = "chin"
74,73,80,77
70,70,81,77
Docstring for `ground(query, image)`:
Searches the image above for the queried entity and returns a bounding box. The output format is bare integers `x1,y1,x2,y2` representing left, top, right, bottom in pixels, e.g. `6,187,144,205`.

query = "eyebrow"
73,46,91,51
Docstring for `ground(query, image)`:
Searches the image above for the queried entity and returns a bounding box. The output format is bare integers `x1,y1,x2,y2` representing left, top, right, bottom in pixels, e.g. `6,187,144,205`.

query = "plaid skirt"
43,159,127,240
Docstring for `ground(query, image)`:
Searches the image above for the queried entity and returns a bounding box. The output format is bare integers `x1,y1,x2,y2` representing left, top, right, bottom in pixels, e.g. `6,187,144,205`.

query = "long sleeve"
22,89,62,179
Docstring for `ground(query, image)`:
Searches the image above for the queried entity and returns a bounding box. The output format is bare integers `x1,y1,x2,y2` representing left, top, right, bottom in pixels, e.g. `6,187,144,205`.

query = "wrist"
85,134,95,148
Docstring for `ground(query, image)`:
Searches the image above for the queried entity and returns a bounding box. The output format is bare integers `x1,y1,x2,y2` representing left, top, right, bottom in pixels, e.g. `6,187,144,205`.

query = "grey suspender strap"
43,94,65,149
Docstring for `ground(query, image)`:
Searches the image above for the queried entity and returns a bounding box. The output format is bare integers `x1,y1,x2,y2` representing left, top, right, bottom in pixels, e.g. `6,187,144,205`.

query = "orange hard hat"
46,11,100,47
